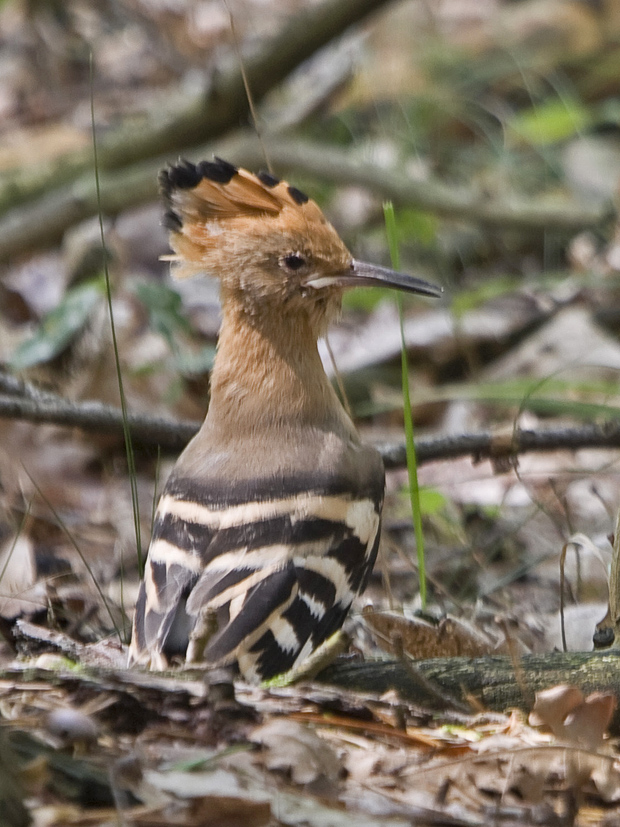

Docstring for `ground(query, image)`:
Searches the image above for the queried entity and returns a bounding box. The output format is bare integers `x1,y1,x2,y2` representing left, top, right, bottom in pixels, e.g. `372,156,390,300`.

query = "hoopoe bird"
129,157,441,682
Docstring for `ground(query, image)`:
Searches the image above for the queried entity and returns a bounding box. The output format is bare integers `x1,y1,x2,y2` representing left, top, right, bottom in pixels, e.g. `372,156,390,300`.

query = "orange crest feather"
160,158,348,283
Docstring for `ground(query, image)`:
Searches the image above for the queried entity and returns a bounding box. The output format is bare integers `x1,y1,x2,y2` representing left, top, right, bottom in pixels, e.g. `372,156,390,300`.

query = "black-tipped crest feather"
167,159,202,190
197,158,237,184
287,185,309,205
258,170,281,188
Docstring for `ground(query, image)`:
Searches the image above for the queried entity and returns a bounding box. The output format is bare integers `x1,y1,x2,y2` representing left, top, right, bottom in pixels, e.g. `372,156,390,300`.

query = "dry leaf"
563,692,616,751
187,794,271,827
251,718,341,787
530,684,616,751
530,684,585,737
363,608,492,659
0,533,45,619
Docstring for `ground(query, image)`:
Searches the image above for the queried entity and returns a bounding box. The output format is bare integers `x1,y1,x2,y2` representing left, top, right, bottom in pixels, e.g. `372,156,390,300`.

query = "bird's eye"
282,253,306,271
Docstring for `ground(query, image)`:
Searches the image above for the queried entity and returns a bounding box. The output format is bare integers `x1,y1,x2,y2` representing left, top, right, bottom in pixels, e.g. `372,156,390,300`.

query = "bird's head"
161,158,441,333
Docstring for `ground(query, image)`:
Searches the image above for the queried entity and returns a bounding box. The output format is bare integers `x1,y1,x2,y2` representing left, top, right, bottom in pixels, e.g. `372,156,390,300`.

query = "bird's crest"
159,157,346,282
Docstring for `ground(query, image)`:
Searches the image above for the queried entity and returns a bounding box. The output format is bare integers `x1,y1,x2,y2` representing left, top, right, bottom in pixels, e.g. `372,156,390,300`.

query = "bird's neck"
204,298,352,439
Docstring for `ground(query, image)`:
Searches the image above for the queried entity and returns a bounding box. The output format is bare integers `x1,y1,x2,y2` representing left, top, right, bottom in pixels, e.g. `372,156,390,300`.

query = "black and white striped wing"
130,474,383,682
130,502,210,670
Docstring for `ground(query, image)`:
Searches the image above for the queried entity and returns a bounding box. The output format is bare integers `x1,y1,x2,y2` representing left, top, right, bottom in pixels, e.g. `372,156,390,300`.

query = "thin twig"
91,55,143,573
3,387,620,468
0,392,197,451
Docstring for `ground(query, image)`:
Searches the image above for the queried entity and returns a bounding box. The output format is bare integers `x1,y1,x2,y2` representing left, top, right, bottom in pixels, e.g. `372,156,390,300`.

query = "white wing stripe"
148,539,203,571
296,555,354,604
270,617,300,653
158,492,377,538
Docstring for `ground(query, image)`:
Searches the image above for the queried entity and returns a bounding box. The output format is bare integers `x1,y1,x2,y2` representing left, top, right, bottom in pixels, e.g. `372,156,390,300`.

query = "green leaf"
10,277,105,371
135,282,215,376
417,487,448,516
508,98,591,146
401,486,448,517
135,282,191,349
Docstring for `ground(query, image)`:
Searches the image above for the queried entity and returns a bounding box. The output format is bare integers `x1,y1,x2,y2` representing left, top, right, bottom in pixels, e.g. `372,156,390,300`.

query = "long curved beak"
349,259,442,297
305,259,442,298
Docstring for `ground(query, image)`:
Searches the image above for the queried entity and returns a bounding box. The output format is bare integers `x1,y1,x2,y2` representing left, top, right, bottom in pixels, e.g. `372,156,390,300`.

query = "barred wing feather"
130,472,383,682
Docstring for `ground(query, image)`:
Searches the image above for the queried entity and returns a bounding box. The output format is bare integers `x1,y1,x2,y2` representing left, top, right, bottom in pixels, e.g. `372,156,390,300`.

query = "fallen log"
319,650,620,730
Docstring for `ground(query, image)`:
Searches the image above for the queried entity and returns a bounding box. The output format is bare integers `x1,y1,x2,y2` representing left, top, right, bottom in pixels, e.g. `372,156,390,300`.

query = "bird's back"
130,424,385,681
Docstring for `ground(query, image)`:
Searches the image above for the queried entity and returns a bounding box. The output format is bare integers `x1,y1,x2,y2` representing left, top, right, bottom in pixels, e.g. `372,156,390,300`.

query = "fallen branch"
2,127,612,260
377,421,620,467
2,382,620,467
0,159,161,260
320,651,620,732
0,392,197,452
229,137,614,233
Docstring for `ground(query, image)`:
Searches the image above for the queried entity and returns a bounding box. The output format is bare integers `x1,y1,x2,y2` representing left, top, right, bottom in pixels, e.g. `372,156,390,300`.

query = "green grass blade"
90,54,143,576
383,201,427,607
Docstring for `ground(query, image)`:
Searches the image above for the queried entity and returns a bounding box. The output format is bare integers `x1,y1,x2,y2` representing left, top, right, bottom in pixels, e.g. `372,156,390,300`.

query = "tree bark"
319,651,620,731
